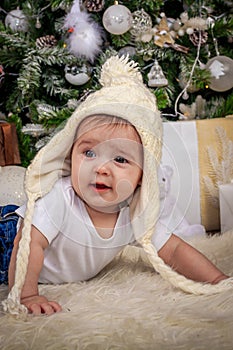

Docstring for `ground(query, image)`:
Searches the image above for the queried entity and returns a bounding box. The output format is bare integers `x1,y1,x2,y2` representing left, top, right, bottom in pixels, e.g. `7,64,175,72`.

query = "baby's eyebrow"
76,139,96,148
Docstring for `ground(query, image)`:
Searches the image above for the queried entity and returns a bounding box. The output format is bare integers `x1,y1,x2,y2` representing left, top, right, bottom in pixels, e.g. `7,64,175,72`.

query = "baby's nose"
95,159,111,175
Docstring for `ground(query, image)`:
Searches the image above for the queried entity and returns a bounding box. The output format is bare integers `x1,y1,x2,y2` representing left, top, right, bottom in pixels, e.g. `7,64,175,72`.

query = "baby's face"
71,121,143,213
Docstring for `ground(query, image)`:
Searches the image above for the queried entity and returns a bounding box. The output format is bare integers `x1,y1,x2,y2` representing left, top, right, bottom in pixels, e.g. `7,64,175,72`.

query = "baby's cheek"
116,179,134,198
71,164,83,189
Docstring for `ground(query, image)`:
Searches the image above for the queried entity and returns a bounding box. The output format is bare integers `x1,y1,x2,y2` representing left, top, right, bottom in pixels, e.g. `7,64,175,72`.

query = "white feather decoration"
63,0,103,62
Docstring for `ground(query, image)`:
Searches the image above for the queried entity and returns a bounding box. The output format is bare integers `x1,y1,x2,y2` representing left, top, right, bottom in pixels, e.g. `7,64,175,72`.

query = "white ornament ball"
5,9,28,32
186,27,194,35
103,4,132,35
65,64,92,86
178,28,185,36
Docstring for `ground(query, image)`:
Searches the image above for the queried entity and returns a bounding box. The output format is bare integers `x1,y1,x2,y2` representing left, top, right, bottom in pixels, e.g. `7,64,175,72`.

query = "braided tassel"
142,241,233,295
2,193,38,314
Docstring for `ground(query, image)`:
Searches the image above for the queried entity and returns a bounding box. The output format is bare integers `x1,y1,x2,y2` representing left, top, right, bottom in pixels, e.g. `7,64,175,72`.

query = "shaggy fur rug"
1,230,233,350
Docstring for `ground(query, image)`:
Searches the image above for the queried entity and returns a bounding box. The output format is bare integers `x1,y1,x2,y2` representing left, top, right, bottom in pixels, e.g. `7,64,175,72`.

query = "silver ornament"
65,64,92,86
118,46,136,57
147,60,168,87
5,9,28,32
205,56,233,92
130,9,152,38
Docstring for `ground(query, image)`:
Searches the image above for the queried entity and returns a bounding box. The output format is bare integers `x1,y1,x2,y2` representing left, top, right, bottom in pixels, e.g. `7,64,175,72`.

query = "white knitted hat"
3,55,232,315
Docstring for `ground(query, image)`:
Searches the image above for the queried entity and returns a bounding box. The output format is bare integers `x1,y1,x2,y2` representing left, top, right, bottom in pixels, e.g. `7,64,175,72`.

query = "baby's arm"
8,223,62,315
158,234,228,284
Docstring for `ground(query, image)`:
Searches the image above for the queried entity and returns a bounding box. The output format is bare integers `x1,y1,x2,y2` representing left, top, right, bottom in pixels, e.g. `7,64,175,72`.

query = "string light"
173,0,207,119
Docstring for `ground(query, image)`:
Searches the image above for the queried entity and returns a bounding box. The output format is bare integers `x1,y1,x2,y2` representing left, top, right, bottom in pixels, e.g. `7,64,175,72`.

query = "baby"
3,56,230,316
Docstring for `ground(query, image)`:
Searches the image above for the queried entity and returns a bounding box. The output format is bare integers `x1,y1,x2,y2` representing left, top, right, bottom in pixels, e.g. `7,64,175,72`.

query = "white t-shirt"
16,177,172,284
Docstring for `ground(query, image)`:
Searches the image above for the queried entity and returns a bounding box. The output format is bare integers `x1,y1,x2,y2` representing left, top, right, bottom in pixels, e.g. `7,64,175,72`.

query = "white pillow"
0,166,26,205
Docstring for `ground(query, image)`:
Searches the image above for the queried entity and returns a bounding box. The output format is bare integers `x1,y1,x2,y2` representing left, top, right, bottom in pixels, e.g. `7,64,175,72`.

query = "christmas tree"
0,0,232,166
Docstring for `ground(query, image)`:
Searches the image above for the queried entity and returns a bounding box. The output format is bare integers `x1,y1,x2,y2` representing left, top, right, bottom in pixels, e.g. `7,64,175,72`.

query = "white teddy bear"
158,164,206,240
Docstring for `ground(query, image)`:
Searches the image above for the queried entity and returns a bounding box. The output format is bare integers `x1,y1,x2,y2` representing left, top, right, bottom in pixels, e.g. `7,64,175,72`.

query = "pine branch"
213,15,233,39
154,88,172,109
36,103,59,120
17,59,42,103
223,92,233,116
50,0,73,11
36,47,78,66
30,100,76,126
42,72,78,100
38,104,74,127
0,32,29,48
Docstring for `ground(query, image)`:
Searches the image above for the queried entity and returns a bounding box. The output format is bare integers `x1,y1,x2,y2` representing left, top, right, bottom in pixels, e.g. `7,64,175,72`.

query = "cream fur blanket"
1,230,233,350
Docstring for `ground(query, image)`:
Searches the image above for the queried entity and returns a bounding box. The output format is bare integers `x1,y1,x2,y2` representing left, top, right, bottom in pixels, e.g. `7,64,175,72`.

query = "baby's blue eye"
84,150,96,158
114,156,128,164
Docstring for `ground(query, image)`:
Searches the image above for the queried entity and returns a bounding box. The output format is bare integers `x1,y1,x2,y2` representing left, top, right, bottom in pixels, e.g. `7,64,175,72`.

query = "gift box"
162,117,233,232
0,122,21,166
219,183,233,233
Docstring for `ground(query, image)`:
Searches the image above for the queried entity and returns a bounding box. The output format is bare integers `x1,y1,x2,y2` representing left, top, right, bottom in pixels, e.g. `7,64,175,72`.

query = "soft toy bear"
157,164,206,240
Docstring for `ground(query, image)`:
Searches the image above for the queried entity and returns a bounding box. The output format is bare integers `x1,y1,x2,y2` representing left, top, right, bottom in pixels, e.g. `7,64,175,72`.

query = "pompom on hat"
3,55,233,315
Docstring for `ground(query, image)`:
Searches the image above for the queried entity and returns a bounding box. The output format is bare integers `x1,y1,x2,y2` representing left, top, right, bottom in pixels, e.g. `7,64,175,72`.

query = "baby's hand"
21,295,62,315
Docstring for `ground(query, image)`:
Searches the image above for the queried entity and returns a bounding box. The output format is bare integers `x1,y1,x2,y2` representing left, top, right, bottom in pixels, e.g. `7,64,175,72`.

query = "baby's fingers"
28,302,44,315
28,301,62,315
47,301,62,313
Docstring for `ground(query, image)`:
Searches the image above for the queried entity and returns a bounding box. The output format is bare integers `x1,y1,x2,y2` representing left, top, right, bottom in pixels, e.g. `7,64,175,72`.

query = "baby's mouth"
91,183,111,190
